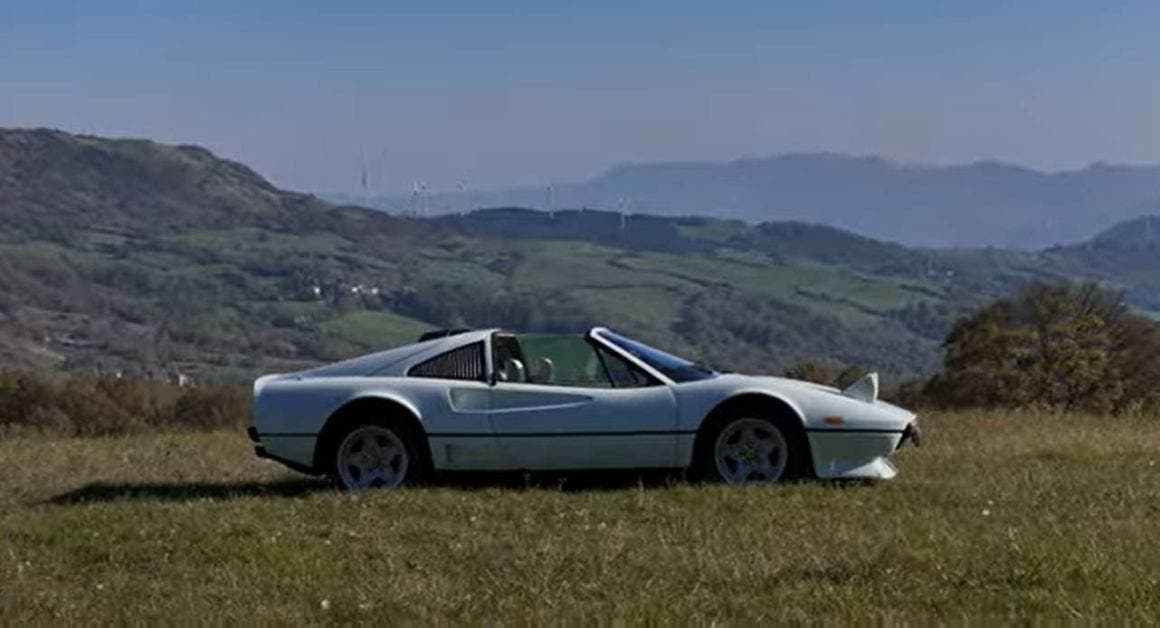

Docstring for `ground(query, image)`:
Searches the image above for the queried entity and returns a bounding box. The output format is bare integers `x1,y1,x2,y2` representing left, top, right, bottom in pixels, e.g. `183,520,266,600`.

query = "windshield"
595,329,717,383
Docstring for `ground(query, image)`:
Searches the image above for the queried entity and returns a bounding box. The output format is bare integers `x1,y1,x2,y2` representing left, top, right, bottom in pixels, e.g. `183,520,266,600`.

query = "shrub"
172,384,250,432
783,361,835,386
923,281,1160,413
0,370,249,437
783,361,869,389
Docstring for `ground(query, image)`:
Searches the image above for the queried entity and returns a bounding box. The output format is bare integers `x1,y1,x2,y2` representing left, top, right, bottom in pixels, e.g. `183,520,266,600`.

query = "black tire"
326,417,428,490
691,411,810,484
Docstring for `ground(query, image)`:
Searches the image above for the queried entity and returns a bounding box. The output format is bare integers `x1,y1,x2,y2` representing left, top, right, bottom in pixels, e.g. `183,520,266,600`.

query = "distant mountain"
3,127,1160,383
1089,215,1160,249
1039,215,1160,317
361,153,1160,249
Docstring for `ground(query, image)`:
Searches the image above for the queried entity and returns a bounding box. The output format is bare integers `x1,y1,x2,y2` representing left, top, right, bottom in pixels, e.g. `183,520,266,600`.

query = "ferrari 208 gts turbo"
249,327,920,490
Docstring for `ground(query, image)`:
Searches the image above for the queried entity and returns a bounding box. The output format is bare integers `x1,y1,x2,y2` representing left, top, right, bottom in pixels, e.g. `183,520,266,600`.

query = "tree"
924,282,1160,413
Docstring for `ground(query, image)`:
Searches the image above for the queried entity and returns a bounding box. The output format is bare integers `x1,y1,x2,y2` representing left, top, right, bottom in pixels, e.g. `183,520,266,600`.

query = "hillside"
1039,215,1160,317
3,128,1159,382
364,153,1160,249
0,128,442,377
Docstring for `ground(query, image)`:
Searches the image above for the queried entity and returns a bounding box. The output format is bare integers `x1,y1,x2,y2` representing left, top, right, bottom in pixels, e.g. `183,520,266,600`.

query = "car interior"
490,331,654,388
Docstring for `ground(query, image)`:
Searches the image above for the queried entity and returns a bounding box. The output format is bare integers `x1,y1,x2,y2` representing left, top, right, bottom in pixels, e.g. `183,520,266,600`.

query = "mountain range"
3,127,1159,384
347,153,1160,249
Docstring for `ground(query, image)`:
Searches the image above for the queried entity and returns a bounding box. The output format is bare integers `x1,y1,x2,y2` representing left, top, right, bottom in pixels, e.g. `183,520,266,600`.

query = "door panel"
415,381,504,471
489,388,593,413
487,382,678,469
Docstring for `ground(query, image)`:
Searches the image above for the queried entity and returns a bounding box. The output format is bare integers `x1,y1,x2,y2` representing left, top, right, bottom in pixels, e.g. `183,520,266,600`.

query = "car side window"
595,345,658,388
516,334,614,388
408,342,486,381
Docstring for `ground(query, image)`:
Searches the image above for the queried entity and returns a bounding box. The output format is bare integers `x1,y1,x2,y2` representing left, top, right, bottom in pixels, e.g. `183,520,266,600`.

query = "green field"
2,412,1158,623
618,252,926,324
320,310,432,348
174,228,353,255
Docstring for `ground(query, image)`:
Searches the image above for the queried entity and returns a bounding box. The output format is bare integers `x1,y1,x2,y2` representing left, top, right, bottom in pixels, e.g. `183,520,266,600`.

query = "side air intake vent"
408,342,486,381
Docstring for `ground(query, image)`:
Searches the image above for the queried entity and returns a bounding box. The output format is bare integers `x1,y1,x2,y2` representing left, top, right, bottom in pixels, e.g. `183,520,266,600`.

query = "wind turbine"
360,150,370,205
457,177,469,217
410,182,421,217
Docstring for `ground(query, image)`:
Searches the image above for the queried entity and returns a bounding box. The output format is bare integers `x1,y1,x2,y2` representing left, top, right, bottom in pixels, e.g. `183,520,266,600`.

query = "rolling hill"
2,128,1158,384
359,153,1160,249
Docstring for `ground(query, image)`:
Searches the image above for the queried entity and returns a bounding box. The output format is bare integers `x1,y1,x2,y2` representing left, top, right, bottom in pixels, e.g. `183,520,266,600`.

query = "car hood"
716,372,840,396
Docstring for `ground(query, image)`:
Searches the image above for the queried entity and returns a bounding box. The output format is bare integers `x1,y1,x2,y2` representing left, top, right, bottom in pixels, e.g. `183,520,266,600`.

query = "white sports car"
248,327,920,489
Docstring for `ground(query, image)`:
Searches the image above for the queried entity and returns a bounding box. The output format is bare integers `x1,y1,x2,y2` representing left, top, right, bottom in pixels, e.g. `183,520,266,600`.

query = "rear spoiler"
842,372,879,403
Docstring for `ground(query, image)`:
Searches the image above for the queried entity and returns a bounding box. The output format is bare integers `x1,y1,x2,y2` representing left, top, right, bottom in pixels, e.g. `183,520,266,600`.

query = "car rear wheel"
331,421,424,490
694,415,806,484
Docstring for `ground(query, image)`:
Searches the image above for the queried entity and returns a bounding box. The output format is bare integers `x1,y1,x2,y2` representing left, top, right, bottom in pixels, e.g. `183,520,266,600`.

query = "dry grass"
1,411,1159,624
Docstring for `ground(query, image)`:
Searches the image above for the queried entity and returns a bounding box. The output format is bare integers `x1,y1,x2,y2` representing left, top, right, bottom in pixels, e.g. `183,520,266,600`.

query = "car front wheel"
695,415,805,484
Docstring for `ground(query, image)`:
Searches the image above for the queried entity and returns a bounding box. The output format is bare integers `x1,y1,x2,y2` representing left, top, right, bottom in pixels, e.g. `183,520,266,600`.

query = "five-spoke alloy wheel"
713,417,789,484
332,423,419,490
693,411,808,484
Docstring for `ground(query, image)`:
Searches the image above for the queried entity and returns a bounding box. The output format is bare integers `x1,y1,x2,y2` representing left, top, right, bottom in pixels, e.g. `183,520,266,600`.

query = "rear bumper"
248,426,319,475
254,445,317,475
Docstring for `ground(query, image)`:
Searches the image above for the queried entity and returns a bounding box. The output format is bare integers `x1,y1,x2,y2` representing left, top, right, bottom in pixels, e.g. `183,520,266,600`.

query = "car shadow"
46,477,334,505
45,470,687,505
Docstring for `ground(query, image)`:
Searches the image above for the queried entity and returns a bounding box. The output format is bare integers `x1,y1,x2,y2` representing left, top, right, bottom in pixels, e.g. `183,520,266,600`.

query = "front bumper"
807,430,902,480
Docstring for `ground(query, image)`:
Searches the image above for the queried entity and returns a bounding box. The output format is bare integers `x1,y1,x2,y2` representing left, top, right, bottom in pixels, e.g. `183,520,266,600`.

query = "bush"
923,282,1160,413
172,384,250,431
783,361,835,386
0,371,249,437
783,361,869,389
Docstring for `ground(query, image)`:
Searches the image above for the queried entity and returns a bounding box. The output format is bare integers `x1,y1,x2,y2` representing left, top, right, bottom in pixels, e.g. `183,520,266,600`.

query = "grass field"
320,310,433,348
2,412,1159,623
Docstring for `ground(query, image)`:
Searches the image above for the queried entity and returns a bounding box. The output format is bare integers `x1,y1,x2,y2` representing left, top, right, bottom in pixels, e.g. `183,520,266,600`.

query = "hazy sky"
3,1,1159,195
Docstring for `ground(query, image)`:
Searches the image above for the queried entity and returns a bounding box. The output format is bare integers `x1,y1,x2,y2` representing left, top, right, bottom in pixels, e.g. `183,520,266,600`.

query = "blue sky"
2,1,1158,194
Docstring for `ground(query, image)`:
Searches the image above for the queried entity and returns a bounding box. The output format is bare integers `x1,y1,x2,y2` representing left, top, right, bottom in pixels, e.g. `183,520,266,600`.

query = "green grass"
417,258,507,289
565,286,683,331
175,227,353,255
2,412,1159,623
320,310,432,348
256,299,331,319
508,241,696,291
620,253,927,323
675,220,749,244
490,239,933,329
